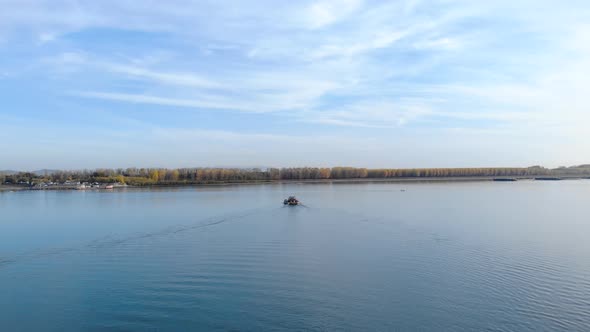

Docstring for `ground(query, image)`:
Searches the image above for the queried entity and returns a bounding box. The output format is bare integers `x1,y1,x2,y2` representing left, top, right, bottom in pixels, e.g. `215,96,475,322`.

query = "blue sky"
1,0,589,170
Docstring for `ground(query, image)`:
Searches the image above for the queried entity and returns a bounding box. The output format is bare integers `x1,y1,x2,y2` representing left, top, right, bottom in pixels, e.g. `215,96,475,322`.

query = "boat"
104,185,114,189
283,196,300,206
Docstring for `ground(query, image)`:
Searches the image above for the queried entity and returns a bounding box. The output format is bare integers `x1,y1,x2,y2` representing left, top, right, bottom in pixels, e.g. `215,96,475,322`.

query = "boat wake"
0,207,275,268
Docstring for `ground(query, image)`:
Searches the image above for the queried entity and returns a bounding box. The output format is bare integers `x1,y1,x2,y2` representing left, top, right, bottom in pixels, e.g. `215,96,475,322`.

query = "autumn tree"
149,169,159,182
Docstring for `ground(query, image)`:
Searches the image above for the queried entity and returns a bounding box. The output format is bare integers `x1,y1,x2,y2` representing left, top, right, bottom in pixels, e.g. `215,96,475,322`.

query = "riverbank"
2,175,589,191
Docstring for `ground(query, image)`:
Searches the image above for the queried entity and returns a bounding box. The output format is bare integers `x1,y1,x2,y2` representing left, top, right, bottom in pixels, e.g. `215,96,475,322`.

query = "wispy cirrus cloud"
106,64,223,89
72,91,259,112
2,0,590,168
304,0,364,29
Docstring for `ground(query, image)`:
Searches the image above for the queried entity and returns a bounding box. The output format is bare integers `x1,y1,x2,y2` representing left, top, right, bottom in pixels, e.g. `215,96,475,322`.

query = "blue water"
1,181,590,331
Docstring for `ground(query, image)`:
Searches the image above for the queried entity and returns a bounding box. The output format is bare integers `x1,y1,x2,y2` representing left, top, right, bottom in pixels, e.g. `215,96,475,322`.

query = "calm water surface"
1,181,590,331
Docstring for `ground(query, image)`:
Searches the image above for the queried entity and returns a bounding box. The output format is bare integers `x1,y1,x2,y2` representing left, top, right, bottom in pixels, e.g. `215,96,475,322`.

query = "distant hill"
1,169,61,176
553,165,590,170
31,169,61,176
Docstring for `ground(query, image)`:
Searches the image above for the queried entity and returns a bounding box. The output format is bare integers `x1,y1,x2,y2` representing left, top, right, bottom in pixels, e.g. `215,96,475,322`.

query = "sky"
1,0,590,170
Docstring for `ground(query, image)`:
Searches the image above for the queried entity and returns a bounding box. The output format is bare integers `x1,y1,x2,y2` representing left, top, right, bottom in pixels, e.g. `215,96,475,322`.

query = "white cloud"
38,31,57,44
302,101,433,128
72,91,263,112
2,0,590,168
413,37,461,50
309,30,408,59
305,0,363,29
105,64,223,88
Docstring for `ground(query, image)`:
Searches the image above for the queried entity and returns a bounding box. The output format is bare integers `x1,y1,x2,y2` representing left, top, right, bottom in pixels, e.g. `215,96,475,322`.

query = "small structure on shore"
283,196,300,206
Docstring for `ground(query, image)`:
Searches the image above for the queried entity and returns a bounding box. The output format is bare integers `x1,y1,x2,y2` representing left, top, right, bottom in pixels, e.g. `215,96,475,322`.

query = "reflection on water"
1,181,590,331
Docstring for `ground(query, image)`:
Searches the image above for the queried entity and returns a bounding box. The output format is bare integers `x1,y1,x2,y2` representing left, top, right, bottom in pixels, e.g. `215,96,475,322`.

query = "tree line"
2,165,589,186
